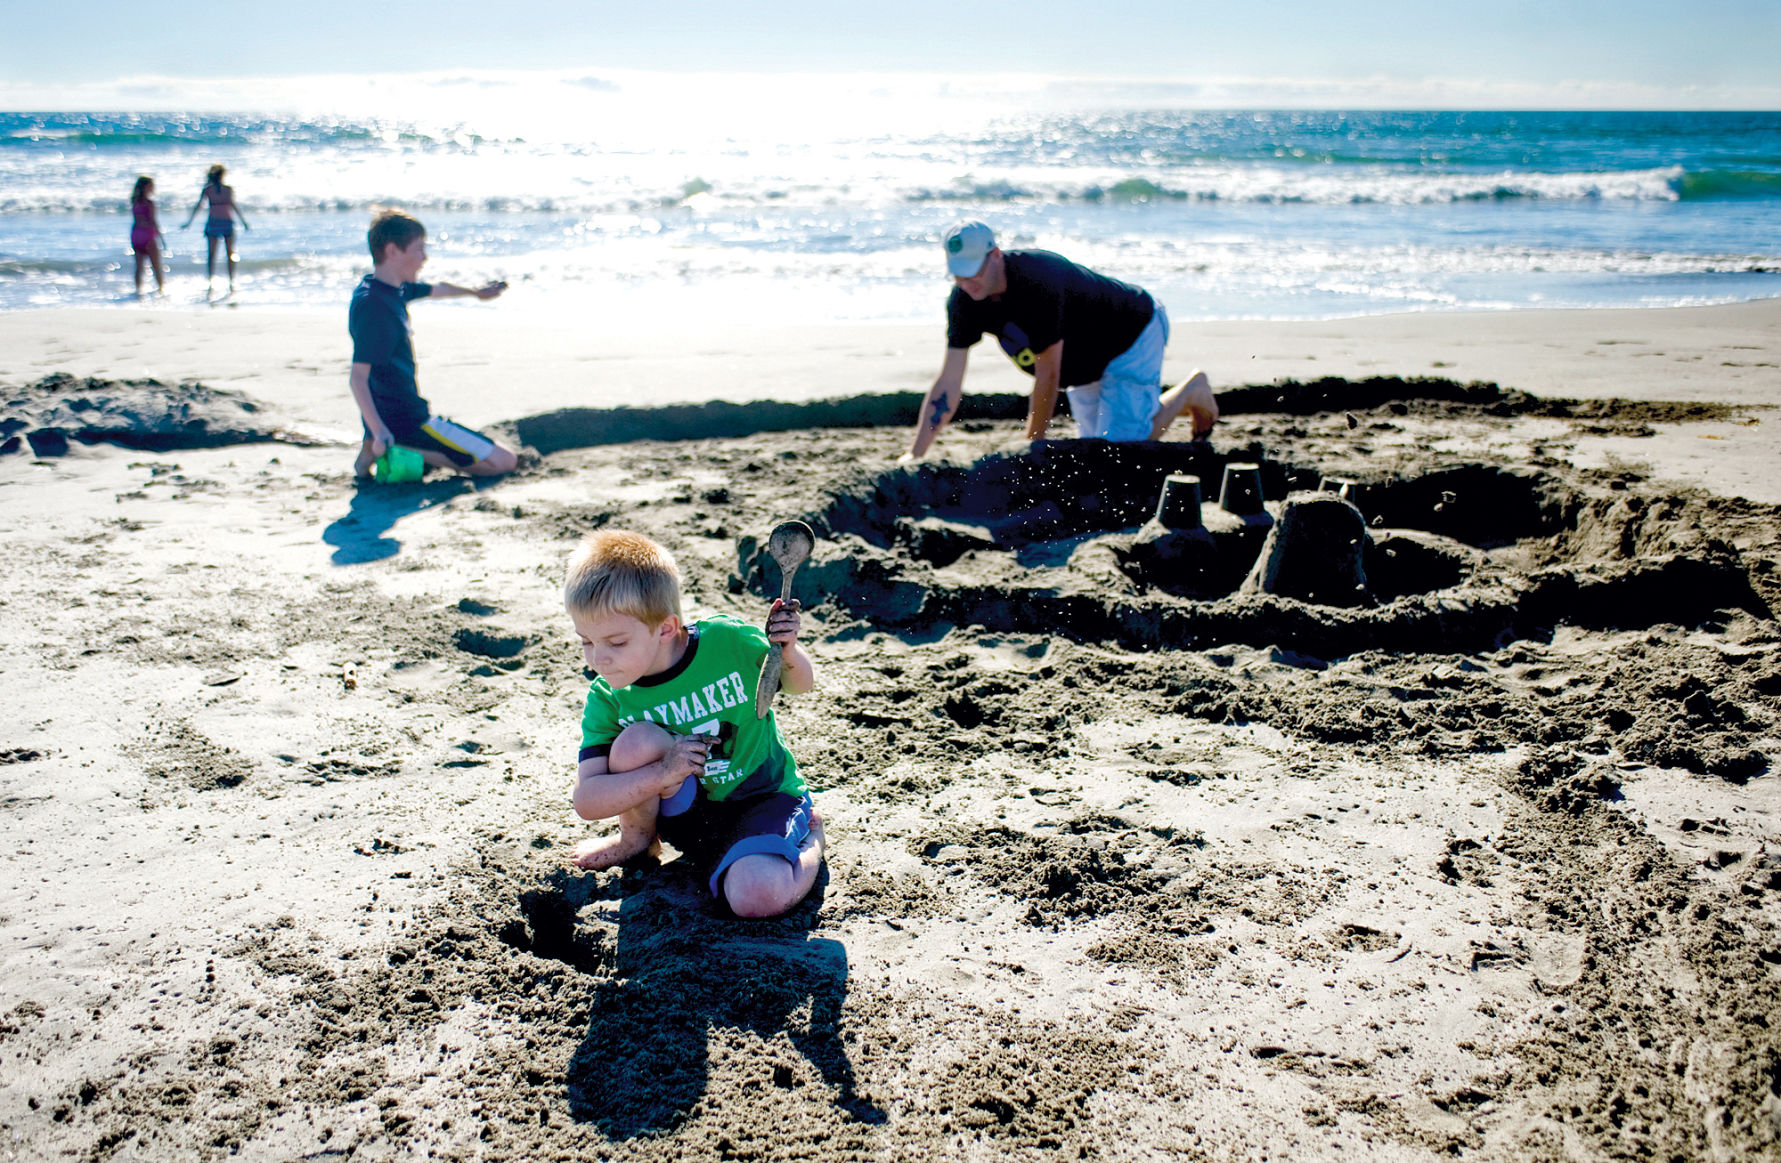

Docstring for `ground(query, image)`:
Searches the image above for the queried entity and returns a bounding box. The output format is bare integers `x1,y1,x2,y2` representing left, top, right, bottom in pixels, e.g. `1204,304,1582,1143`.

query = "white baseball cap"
943,220,996,278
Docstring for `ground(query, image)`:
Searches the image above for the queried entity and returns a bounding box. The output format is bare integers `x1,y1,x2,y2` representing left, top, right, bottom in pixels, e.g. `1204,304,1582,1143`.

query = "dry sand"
2,301,1779,1160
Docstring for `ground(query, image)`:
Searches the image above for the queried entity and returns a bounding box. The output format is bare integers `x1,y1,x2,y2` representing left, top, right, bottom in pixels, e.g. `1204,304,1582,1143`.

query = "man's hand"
658,732,712,789
369,427,395,458
474,281,508,301
766,598,802,646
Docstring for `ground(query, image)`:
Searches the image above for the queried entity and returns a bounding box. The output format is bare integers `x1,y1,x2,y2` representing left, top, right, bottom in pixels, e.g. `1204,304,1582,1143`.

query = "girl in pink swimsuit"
128,175,164,297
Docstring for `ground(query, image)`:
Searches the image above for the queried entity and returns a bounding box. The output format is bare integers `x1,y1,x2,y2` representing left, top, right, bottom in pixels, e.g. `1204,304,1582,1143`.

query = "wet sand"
2,303,1779,1160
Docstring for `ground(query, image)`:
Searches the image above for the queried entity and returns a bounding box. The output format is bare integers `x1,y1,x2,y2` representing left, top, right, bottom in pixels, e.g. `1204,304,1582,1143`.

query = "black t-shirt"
946,250,1154,388
348,275,433,430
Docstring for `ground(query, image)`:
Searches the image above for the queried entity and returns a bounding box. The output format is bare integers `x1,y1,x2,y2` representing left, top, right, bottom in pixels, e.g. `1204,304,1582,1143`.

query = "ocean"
2,83,1778,323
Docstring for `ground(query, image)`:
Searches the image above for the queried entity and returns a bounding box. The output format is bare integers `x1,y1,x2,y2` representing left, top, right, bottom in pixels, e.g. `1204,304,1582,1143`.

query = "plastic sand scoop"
755,520,815,718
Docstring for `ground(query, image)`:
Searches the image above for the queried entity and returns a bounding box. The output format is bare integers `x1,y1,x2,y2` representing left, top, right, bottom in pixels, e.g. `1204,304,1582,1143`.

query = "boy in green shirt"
565,530,824,918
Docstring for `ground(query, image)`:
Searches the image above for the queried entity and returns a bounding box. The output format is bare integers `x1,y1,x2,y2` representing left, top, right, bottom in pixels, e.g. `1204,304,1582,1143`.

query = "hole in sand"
500,888,608,974
452,629,531,660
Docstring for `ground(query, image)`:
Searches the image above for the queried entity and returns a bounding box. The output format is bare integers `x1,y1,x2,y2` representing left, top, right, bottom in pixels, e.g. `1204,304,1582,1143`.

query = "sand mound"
509,391,1032,454
1,373,307,455
503,374,1760,457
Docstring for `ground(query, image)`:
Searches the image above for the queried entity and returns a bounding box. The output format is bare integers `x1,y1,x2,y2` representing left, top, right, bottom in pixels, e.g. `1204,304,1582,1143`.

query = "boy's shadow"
522,861,884,1137
321,477,494,564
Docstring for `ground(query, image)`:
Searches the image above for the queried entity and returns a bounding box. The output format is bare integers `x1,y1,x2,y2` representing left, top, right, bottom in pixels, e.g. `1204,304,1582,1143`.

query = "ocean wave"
0,258,96,276
908,166,1694,206
12,130,200,147
0,192,714,215
1674,169,1781,200
0,115,462,151
0,165,1760,217
0,256,305,279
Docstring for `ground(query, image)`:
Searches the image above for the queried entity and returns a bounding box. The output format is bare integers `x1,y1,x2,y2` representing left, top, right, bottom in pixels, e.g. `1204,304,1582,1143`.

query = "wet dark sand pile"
1,375,1778,1160
1,372,309,456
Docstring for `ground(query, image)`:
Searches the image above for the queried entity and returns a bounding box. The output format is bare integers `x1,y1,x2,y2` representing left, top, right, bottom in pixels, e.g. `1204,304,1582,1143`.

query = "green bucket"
373,444,426,484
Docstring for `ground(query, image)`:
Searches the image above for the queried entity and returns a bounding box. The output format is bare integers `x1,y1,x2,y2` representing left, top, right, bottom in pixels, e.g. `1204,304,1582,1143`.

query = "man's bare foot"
1152,371,1219,441
570,830,660,871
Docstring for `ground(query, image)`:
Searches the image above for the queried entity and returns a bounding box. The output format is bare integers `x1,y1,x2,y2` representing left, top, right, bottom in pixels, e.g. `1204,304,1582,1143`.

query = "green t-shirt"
578,615,803,802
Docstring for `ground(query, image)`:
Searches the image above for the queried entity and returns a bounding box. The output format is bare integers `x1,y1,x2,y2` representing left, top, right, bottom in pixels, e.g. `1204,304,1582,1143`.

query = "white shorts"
1065,301,1170,441
414,415,496,467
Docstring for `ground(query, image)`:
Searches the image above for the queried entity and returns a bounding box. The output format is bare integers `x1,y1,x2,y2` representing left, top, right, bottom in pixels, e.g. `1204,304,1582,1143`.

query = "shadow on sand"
514,860,883,1138
321,477,496,564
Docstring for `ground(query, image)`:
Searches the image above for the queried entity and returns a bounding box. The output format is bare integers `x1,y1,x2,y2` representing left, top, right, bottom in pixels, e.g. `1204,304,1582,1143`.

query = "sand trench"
1,375,1778,1160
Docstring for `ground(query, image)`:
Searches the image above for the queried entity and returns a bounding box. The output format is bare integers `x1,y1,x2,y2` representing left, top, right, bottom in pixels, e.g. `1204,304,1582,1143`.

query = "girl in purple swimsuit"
181,164,250,295
129,175,165,297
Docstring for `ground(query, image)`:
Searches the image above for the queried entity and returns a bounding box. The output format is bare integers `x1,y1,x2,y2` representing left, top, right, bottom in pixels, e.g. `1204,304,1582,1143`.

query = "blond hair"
564,530,682,625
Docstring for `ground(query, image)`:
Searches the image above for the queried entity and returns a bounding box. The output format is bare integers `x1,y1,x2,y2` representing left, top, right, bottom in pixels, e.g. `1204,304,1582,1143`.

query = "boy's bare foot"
1152,371,1219,441
801,806,825,857
570,831,660,871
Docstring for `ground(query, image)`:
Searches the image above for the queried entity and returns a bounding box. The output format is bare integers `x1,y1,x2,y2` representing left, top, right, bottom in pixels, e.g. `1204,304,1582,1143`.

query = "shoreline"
4,296,1776,400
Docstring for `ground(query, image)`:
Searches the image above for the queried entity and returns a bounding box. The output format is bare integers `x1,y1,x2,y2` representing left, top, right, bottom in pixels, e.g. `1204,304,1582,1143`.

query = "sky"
1,0,1777,109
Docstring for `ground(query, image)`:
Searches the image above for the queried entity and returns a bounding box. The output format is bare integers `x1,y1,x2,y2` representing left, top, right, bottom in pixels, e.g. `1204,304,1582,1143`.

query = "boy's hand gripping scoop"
755,521,815,719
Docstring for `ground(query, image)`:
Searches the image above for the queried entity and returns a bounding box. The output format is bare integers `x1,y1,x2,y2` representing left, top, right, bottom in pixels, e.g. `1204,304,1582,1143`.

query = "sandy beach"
2,300,1779,1160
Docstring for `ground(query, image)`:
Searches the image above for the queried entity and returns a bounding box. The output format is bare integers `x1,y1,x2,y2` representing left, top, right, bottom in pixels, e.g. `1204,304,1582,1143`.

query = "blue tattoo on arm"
927,394,949,430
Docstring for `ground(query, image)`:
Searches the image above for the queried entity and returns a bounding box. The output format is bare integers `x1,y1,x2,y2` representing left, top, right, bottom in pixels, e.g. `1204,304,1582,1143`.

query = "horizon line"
3,66,1779,115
